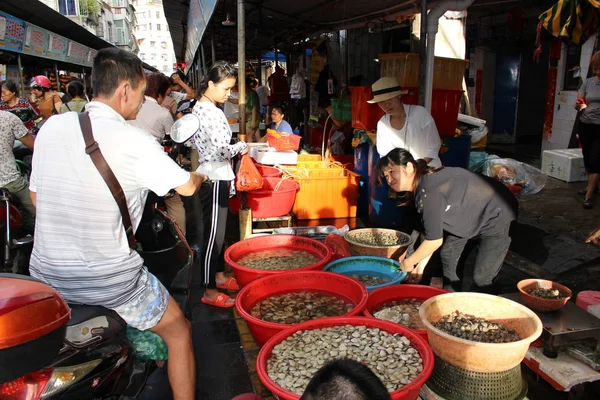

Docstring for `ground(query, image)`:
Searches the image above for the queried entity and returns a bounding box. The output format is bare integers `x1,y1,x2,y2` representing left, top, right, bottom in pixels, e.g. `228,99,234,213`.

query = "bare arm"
30,191,36,207
175,172,207,196
401,238,444,270
19,133,35,150
576,93,587,110
172,75,196,100
53,95,63,114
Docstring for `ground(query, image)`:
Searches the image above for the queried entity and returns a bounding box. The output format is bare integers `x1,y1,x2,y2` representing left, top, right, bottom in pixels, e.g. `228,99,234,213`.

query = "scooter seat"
65,304,126,348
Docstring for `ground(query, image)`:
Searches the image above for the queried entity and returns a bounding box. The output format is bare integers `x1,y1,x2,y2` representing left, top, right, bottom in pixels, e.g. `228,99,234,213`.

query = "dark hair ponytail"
376,148,433,205
199,60,237,96
2,80,19,96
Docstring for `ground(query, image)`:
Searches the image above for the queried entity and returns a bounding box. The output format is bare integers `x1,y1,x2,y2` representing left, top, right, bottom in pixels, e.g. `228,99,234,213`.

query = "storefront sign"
0,11,94,68
0,11,26,53
24,23,49,57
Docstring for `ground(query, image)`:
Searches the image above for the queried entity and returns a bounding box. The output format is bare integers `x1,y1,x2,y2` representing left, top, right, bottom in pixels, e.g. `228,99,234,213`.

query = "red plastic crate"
267,133,301,151
349,86,385,131
401,88,463,137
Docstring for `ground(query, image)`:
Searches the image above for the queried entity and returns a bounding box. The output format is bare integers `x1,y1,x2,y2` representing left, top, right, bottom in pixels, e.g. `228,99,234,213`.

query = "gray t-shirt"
578,77,600,125
415,168,518,240
0,110,27,186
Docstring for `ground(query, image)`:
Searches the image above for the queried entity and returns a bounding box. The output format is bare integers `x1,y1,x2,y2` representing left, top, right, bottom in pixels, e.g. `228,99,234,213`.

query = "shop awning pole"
211,36,216,65
238,0,246,142
54,62,60,92
419,0,428,106
17,54,24,96
200,42,207,75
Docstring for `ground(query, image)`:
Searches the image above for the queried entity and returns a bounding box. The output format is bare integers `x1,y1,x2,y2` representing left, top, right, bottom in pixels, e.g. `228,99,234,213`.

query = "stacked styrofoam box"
541,148,587,182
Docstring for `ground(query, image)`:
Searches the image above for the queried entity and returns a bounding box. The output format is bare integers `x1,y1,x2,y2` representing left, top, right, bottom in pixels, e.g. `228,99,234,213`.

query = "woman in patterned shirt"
192,61,247,308
1,80,39,136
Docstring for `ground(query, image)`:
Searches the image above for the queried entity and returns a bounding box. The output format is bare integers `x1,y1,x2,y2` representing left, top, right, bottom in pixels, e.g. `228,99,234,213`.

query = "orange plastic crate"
292,170,360,220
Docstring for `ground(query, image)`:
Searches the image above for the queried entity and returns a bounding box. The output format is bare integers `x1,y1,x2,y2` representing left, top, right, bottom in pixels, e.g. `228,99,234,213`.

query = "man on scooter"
28,48,205,400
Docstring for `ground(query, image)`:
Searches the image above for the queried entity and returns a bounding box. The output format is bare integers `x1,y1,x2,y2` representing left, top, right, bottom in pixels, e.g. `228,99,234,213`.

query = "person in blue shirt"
270,105,294,134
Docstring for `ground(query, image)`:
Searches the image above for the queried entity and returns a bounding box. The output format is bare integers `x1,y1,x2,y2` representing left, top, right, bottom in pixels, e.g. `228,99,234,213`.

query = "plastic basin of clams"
224,234,332,288
419,292,543,372
235,271,369,346
363,284,449,341
324,256,407,291
256,316,434,400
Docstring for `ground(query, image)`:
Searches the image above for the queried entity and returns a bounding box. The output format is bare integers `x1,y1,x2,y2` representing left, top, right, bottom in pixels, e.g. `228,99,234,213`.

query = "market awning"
1,0,156,71
539,0,600,45
164,0,419,67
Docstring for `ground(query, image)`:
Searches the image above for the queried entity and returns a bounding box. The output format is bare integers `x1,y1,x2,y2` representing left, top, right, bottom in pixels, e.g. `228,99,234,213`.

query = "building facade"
38,0,137,53
133,0,176,74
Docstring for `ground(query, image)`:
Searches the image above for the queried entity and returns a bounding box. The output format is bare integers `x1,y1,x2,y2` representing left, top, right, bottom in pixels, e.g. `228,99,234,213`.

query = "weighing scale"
502,293,600,370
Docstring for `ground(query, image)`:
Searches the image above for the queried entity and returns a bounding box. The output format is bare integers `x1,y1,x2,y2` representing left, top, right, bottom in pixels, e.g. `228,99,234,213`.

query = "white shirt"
29,101,190,308
169,90,186,103
191,101,246,181
376,104,442,167
129,96,174,142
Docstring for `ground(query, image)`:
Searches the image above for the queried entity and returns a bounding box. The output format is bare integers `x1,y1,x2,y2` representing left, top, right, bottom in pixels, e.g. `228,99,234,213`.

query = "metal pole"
54,62,60,92
211,36,216,65
82,67,87,100
418,0,428,106
238,0,246,141
17,54,25,96
200,42,207,76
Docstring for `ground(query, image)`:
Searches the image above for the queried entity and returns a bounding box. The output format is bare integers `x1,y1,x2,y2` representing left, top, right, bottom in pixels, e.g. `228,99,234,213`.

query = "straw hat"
367,77,408,103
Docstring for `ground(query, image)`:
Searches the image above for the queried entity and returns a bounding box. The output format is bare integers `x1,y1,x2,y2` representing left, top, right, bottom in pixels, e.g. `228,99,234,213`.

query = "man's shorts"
111,268,170,331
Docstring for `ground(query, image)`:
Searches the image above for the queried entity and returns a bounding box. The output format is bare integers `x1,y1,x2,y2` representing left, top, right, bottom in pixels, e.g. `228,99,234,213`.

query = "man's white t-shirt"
376,104,442,167
129,96,174,142
29,101,190,308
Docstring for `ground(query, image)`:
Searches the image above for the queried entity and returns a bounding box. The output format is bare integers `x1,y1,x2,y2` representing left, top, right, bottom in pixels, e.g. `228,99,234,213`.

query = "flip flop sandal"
584,198,594,210
201,293,235,308
216,277,240,291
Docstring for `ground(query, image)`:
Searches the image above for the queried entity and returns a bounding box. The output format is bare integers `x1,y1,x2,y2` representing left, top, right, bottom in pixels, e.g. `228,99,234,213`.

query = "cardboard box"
541,149,587,183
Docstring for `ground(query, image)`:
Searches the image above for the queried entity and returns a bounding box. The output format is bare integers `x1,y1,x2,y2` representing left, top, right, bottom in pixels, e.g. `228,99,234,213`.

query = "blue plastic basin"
324,256,407,291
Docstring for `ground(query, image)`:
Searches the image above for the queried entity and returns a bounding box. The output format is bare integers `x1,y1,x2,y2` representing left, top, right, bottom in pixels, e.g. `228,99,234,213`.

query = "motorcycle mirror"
170,114,200,144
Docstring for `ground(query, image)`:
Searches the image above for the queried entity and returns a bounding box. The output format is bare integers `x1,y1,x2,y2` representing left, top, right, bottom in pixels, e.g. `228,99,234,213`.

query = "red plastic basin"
362,284,449,341
257,316,434,400
235,271,369,346
229,177,299,218
255,164,283,177
224,234,332,288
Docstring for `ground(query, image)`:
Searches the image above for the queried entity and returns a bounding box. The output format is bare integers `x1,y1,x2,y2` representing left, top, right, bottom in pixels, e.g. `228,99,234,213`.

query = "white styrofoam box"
541,148,587,183
251,148,298,165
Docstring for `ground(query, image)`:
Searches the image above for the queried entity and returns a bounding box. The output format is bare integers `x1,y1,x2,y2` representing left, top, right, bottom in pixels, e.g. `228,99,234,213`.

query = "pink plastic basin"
224,234,332,288
229,177,298,218
235,271,369,346
257,316,434,400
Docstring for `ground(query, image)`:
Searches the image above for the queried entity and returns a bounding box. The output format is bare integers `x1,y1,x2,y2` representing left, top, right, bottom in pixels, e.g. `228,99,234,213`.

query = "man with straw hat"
368,77,441,167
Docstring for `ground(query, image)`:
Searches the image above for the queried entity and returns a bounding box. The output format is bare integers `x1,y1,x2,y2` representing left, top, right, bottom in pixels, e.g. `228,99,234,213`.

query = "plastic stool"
576,290,600,311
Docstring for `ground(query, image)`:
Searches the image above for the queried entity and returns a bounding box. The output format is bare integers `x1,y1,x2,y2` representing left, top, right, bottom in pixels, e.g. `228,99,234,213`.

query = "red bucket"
229,177,298,218
362,284,449,341
224,235,332,288
257,316,434,400
235,271,369,346
255,164,283,177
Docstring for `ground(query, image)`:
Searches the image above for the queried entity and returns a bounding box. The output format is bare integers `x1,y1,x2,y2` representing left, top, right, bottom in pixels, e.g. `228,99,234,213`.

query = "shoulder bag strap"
78,112,137,249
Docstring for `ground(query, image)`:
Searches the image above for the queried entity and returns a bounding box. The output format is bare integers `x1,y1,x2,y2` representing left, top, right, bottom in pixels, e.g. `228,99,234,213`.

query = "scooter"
0,116,201,400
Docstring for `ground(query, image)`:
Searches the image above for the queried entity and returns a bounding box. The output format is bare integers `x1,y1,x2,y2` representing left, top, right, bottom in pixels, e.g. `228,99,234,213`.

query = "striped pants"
198,180,230,289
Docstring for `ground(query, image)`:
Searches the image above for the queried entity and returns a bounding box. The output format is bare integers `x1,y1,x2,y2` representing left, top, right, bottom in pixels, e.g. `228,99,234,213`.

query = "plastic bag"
324,233,351,260
236,154,263,192
126,326,168,361
483,158,547,196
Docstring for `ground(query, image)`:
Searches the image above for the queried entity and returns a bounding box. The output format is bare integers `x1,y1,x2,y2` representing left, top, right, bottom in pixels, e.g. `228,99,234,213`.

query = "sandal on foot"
201,293,235,308
579,187,599,195
216,277,240,291
584,198,594,209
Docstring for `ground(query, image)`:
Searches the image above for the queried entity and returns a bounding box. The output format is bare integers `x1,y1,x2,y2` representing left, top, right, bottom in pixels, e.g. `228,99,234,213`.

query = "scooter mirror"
170,114,200,144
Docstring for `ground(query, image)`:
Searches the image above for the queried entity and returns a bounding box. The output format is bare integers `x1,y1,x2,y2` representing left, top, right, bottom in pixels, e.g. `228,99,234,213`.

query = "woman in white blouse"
368,77,441,166
191,61,247,308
